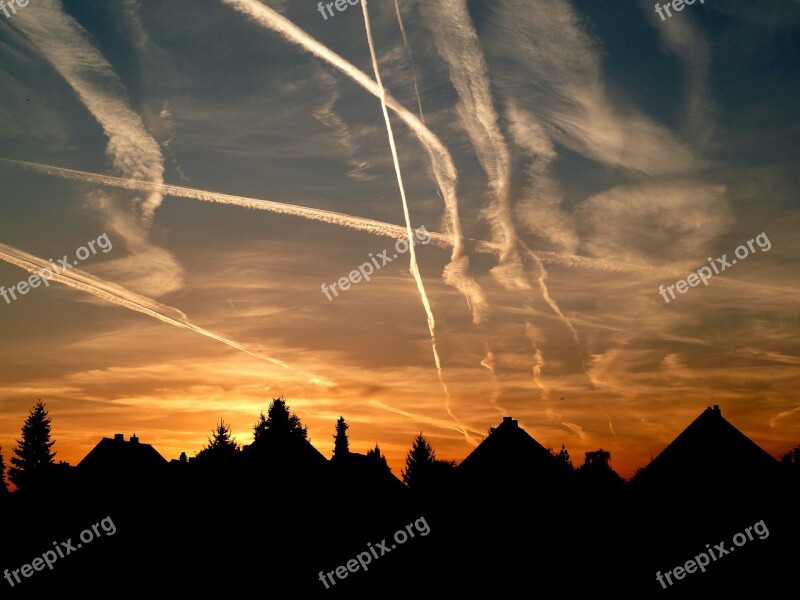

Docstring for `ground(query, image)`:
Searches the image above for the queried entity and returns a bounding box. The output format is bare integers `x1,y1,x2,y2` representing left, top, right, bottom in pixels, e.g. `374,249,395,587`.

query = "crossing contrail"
421,0,527,291
218,0,489,324
15,0,184,297
0,242,333,387
421,0,594,393
0,158,652,275
361,1,475,446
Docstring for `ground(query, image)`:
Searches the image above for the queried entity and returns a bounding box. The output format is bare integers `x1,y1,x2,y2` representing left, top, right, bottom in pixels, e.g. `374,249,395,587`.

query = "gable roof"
631,405,779,488
77,434,168,474
458,416,568,484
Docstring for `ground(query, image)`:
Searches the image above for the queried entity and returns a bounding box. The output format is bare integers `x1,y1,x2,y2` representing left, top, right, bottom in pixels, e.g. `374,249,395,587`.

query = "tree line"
3,397,800,494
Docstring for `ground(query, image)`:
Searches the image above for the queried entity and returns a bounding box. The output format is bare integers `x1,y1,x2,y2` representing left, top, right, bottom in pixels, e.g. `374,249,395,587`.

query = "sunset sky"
1,0,798,481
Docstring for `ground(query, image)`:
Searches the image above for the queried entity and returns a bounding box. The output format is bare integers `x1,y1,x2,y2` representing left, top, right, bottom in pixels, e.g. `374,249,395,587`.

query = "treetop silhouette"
0,446,8,494
550,444,573,470
366,444,391,474
402,433,435,490
253,397,308,441
8,401,57,492
333,416,349,458
197,419,240,463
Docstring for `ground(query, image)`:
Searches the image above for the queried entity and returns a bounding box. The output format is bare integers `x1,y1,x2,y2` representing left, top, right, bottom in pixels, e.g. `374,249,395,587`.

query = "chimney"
713,405,721,415
179,452,187,463
130,434,139,444
502,416,518,428
114,433,124,442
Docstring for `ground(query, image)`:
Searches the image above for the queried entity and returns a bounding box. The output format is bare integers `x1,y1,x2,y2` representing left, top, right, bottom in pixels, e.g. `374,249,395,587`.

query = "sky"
0,0,798,480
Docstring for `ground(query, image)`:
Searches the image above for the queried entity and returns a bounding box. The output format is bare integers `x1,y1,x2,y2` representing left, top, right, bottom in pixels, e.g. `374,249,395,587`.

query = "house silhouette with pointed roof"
77,433,168,483
457,416,571,494
242,428,328,473
630,405,779,492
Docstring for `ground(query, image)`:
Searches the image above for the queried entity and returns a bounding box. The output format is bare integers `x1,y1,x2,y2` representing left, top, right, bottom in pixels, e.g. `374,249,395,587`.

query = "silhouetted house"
630,405,780,494
77,433,168,486
457,416,571,497
329,451,407,497
168,452,191,467
242,431,327,477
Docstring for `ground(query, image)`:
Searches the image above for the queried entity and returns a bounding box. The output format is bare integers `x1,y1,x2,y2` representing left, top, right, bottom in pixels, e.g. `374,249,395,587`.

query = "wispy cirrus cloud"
639,0,716,147
14,0,183,296
484,0,704,176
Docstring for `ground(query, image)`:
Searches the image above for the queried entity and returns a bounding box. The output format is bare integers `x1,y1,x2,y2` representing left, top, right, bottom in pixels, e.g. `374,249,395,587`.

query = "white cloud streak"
361,0,475,446
0,242,333,387
218,0,489,324
15,0,183,296
485,0,704,176
2,158,661,279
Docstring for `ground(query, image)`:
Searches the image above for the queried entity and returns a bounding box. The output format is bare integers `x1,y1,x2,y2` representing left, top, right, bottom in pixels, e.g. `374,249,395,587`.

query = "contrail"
15,0,164,224
1,158,421,242
525,323,548,397
370,400,483,439
392,0,426,125
15,1,185,300
361,1,475,447
218,0,489,324
0,242,333,387
480,344,506,417
522,243,593,378
422,1,596,392
0,158,654,275
420,0,527,291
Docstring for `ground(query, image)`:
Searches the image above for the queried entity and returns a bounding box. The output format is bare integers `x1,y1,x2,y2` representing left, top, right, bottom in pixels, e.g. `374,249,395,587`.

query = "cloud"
311,70,373,181
576,181,731,265
639,0,716,147
14,0,183,295
484,0,704,176
506,101,579,254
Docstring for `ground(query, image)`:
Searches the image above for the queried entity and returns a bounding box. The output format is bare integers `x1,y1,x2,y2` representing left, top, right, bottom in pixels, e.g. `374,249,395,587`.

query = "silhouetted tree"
782,446,800,471
550,444,573,469
196,419,240,463
8,401,57,492
402,433,436,490
332,416,349,458
576,448,624,488
253,397,308,441
0,446,7,494
581,449,611,469
781,445,800,463
366,444,391,473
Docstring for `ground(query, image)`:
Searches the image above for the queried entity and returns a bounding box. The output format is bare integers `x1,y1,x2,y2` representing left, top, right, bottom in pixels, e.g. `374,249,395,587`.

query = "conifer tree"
332,416,349,458
253,397,308,441
401,433,436,490
8,401,57,492
366,444,391,473
0,446,8,494
552,444,573,469
197,419,240,462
